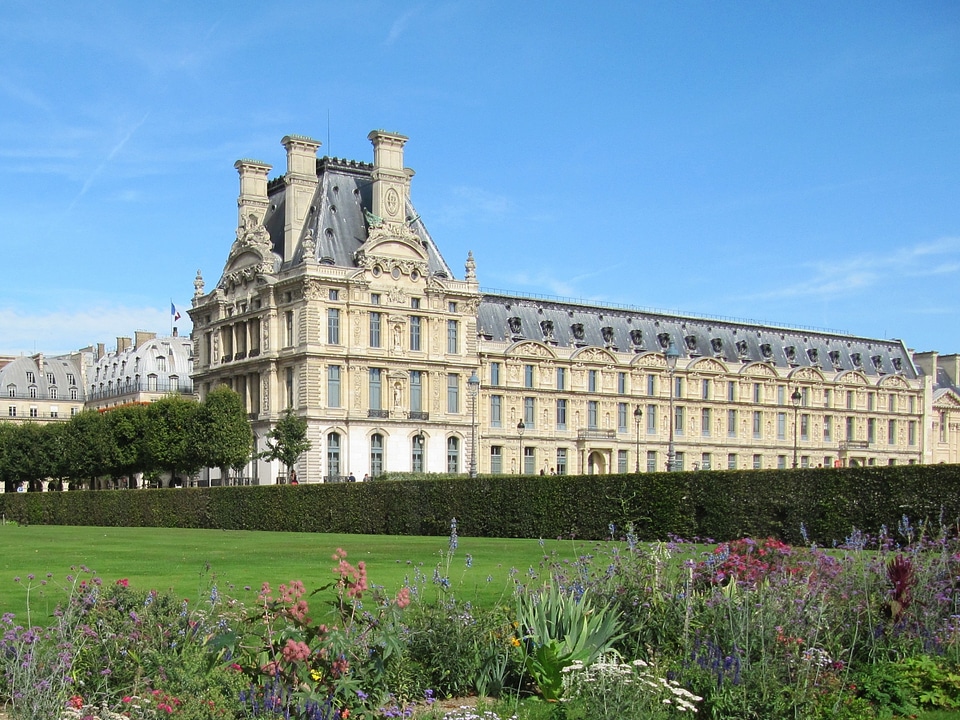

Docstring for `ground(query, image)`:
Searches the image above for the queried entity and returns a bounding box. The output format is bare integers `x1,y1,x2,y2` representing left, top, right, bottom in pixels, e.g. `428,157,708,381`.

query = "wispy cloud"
385,7,420,46
0,304,191,357
434,185,514,226
744,236,960,303
68,112,151,210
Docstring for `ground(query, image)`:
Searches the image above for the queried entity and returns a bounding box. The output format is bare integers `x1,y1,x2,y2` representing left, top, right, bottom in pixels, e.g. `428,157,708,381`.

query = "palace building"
188,130,949,484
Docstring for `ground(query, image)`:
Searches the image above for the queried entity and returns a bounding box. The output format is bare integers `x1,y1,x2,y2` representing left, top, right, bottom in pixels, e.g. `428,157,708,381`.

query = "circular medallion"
385,188,400,217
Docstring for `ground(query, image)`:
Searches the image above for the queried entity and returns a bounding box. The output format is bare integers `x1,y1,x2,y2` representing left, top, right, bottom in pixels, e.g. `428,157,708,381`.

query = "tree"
143,395,203,485
62,410,114,488
192,386,252,483
261,409,312,482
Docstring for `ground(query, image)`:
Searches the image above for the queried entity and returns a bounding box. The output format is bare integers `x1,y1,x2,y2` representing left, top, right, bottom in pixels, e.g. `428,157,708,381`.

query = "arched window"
147,374,158,391
327,432,341,479
446,437,460,474
370,433,384,477
412,434,424,472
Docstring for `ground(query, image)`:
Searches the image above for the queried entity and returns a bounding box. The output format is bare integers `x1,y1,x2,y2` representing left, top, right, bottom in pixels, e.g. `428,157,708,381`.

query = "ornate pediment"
509,341,557,359
631,352,667,369
218,215,279,292
934,389,960,409
740,362,778,378
878,374,910,390
355,219,430,278
571,346,618,364
837,370,869,386
788,366,825,383
688,357,727,374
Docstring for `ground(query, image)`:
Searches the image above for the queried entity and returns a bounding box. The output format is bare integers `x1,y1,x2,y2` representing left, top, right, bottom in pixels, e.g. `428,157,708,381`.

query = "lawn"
0,523,579,619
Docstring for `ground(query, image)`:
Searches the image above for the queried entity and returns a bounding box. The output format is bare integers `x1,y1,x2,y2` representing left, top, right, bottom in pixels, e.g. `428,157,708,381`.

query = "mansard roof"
0,354,85,398
263,157,454,278
91,335,193,388
478,292,917,379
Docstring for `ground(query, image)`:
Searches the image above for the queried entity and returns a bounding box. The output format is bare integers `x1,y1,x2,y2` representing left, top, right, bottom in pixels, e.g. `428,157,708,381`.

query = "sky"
1,1,958,357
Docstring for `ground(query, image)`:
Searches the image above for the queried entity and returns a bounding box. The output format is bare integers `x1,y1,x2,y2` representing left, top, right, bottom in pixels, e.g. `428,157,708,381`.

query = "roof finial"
194,269,205,298
465,251,476,281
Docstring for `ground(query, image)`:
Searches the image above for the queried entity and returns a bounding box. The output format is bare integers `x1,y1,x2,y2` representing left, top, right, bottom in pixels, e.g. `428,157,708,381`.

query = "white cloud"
0,305,192,357
385,7,420,46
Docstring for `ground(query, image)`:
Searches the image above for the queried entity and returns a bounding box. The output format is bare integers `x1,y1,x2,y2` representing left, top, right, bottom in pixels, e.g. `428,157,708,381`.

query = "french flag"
171,302,181,322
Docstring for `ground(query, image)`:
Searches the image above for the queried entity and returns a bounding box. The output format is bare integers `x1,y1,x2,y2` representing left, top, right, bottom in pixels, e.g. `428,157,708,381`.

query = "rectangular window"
370,312,382,348
370,435,383,476
728,453,737,470
618,372,626,395
410,316,421,351
491,395,502,428
556,399,567,430
702,378,711,400
412,434,424,473
556,448,568,475
523,447,535,475
46,373,55,385
701,407,711,436
556,367,566,390
327,308,340,345
867,418,876,443
867,393,875,412
824,388,831,408
67,373,75,386
908,420,917,446
801,456,810,468
777,385,785,405
777,412,786,440
674,451,685,471
727,409,737,437
285,311,295,347
701,452,711,470
909,396,916,414
801,414,809,441
370,292,380,305
327,365,341,408
588,369,598,393
847,390,855,410
8,406,15,417
369,368,382,411
490,446,502,474
728,380,736,402
674,376,684,398
329,289,339,301
888,419,896,445
71,388,78,400
286,367,294,409
491,362,501,386
675,406,685,435
753,454,762,470
889,394,896,412
448,301,457,313
524,396,535,426
753,383,762,403
777,455,787,469
447,320,459,354
410,297,419,309
525,364,535,388
618,450,628,474
753,411,762,439
646,404,657,434
588,400,599,429
618,402,628,433
410,370,422,413
846,416,855,441
646,450,657,473
824,416,833,442
447,374,459,414
647,374,656,396
26,371,35,384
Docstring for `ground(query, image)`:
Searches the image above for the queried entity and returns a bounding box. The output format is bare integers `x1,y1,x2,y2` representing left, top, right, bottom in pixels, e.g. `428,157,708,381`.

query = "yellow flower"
310,668,323,682
510,637,521,647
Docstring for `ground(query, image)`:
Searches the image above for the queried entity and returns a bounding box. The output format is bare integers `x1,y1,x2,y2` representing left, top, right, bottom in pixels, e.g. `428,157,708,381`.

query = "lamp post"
468,371,480,478
633,405,643,472
517,420,525,475
791,388,802,468
665,341,679,471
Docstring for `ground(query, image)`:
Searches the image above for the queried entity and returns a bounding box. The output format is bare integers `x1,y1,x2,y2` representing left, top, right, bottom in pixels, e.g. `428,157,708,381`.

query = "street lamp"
468,371,480,478
665,340,680,471
633,405,643,472
791,388,802,468
517,420,525,475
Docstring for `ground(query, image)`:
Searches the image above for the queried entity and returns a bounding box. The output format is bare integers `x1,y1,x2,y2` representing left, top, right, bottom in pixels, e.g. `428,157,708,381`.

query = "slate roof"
478,293,918,379
0,355,84,399
263,157,454,278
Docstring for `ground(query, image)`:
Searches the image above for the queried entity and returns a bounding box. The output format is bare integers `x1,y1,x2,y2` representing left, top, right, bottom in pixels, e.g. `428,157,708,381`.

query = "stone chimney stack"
281,135,321,264
97,343,105,360
117,337,132,352
368,130,411,224
134,331,157,350
234,159,272,231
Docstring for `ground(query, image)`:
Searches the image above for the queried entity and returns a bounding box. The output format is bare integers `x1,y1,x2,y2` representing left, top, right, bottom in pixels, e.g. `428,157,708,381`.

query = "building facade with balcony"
0,353,88,424
189,129,938,484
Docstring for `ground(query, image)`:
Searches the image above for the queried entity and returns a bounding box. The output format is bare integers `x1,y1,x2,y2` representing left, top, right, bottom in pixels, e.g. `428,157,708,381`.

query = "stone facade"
189,129,941,484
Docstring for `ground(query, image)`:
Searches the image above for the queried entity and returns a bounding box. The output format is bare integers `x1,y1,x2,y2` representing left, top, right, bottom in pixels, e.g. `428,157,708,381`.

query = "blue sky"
1,1,958,357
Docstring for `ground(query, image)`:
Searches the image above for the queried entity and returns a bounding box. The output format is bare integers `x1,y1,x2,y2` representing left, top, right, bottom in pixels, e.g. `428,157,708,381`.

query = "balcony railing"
408,411,430,421
86,381,195,401
368,409,390,419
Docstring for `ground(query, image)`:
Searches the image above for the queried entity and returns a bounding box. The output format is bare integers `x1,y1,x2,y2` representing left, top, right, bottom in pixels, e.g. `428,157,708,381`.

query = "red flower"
116,578,129,587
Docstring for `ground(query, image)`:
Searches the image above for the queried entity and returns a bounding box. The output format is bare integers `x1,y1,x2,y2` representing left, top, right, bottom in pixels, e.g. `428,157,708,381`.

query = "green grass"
0,523,581,620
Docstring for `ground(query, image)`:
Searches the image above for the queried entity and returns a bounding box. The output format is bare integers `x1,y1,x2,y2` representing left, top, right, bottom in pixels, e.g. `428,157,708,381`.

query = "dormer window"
26,371,35,383
684,334,698,352
829,350,842,368
540,320,555,341
657,332,671,349
807,348,820,366
784,346,797,365
892,357,903,373
629,329,643,348
571,323,586,342
736,340,749,358
46,373,55,385
851,352,862,368
871,355,884,373
760,343,773,360
602,327,615,345
508,317,522,336
7,385,15,398
710,338,723,356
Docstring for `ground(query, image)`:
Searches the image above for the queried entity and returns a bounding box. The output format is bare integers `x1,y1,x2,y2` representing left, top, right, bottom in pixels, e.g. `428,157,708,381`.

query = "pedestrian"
289,469,298,485
348,471,356,482
362,473,371,482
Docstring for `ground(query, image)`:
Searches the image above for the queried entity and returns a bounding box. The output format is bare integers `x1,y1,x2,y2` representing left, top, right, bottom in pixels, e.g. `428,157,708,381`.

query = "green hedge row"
3,464,959,544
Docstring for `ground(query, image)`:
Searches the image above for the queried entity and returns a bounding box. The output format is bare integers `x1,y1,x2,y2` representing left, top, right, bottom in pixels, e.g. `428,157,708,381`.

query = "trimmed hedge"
2,464,959,544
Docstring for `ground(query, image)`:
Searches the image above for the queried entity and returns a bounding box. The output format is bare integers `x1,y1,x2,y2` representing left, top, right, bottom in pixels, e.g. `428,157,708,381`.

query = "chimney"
32,352,44,374
281,135,321,264
134,331,156,349
116,337,132,353
234,158,272,234
97,343,105,360
368,130,410,224
172,327,178,338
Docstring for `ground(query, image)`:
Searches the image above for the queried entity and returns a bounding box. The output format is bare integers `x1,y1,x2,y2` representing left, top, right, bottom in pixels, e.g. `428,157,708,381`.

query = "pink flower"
115,578,129,587
395,587,411,609
282,639,311,663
